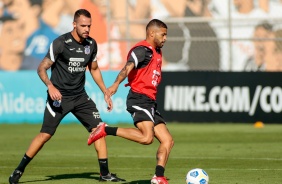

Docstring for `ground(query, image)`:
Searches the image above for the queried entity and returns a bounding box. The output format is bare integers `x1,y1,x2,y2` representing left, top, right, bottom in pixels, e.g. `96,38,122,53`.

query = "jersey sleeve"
127,46,147,67
127,46,153,68
91,40,98,62
45,38,64,62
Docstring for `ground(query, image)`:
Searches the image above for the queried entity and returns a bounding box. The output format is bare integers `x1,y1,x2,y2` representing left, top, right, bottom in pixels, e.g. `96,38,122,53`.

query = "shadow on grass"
121,180,150,184
21,172,99,183
20,172,151,184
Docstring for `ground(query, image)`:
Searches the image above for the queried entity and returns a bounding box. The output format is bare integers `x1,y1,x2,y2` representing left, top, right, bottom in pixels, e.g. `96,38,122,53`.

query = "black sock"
105,127,117,136
155,165,165,177
98,158,109,176
16,154,32,172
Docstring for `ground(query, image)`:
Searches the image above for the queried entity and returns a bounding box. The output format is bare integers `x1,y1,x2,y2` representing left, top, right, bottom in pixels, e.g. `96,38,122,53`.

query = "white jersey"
231,9,267,71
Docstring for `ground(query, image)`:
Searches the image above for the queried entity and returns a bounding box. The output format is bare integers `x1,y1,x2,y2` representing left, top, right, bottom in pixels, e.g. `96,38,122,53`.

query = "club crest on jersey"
84,45,90,55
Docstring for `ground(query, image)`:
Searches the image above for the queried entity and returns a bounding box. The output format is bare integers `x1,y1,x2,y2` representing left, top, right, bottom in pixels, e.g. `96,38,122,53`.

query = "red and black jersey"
125,40,162,100
45,32,97,96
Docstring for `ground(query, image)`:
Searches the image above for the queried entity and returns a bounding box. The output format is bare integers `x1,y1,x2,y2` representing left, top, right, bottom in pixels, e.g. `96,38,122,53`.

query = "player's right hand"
103,89,113,111
47,84,62,101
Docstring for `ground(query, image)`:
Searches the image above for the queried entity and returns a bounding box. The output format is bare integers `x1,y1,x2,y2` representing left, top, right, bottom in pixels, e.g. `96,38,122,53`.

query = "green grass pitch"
1,123,282,184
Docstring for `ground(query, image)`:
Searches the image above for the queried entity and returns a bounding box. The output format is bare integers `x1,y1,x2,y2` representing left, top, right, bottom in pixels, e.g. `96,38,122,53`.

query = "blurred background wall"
0,0,281,123
1,0,282,72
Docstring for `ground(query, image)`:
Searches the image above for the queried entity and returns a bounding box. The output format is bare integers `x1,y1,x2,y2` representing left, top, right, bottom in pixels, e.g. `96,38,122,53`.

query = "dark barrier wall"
157,72,282,123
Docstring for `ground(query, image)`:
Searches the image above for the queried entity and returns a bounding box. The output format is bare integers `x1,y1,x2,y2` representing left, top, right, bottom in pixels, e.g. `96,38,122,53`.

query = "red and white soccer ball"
186,168,209,184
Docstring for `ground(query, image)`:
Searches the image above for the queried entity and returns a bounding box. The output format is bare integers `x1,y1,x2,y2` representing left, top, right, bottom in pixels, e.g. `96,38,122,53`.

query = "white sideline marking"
1,151,280,161
207,168,282,171
16,153,280,161
1,166,282,171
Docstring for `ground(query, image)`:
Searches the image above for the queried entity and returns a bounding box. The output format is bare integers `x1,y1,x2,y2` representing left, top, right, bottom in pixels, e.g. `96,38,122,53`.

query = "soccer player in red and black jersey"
88,19,174,184
8,9,125,184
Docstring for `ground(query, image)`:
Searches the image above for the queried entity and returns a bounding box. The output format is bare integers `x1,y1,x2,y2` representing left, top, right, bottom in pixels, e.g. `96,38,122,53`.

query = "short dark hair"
73,9,91,22
0,15,16,23
30,0,43,6
255,21,273,32
146,19,167,31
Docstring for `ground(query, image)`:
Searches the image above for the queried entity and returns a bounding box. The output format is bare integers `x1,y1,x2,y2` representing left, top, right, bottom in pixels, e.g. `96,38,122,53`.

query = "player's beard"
155,39,164,48
77,30,89,39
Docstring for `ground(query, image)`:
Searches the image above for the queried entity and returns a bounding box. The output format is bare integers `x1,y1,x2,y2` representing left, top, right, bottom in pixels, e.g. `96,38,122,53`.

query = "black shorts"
126,90,166,126
41,92,102,135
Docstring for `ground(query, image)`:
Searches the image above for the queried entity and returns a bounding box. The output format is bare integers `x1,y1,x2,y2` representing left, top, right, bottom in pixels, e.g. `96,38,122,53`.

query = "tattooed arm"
108,62,135,96
37,57,62,101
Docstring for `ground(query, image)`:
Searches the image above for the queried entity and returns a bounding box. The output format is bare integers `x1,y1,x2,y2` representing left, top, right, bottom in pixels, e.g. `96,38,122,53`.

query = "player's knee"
140,136,154,145
165,137,174,150
38,133,52,143
170,138,175,149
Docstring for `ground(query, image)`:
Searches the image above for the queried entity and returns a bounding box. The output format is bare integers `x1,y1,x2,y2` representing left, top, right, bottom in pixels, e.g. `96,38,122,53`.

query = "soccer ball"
186,168,209,184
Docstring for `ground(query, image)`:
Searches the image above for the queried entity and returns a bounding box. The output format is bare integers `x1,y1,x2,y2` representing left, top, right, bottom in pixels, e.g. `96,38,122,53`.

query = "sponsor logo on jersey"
76,48,83,53
93,112,100,118
65,39,72,43
151,107,155,116
69,58,85,62
68,58,86,73
84,45,90,55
